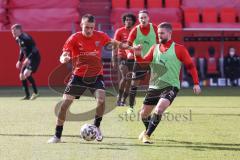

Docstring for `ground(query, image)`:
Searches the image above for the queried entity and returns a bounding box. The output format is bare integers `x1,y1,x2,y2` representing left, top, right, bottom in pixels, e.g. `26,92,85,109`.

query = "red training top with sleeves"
63,31,111,77
127,23,159,45
114,26,132,59
136,40,199,84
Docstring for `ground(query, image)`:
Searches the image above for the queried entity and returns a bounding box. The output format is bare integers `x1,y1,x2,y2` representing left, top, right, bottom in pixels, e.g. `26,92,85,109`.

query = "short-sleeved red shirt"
63,31,111,77
114,27,132,59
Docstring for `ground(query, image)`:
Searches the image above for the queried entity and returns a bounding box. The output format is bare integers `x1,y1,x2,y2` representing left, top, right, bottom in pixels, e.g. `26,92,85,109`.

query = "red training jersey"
136,40,199,84
114,27,132,59
63,31,111,77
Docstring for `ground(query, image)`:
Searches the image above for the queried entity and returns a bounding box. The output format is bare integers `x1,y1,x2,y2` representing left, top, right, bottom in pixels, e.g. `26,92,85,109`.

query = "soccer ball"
80,124,97,141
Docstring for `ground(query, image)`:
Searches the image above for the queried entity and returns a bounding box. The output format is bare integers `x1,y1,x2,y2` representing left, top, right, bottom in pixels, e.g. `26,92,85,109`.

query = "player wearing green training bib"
135,22,201,144
126,10,158,114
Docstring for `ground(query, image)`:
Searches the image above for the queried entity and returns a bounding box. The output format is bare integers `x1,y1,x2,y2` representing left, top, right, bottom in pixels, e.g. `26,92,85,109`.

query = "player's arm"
60,34,77,64
60,51,71,64
112,29,121,69
21,36,34,66
127,27,137,46
110,39,134,51
135,44,155,66
153,24,159,43
176,45,201,94
16,49,24,69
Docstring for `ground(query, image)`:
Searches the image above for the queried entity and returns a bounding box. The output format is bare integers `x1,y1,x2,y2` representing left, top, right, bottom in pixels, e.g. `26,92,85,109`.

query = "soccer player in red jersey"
134,22,201,144
126,10,159,114
48,14,135,143
112,13,137,106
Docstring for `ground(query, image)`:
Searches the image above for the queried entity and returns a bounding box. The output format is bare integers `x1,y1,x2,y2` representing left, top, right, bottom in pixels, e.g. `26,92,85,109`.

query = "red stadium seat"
220,7,237,23
147,0,162,8
9,9,79,30
165,0,180,8
129,0,145,8
183,8,200,27
202,8,218,23
187,23,240,28
148,8,182,24
111,0,127,8
182,0,238,8
0,8,7,23
8,0,80,9
171,22,182,29
0,0,8,8
110,8,138,24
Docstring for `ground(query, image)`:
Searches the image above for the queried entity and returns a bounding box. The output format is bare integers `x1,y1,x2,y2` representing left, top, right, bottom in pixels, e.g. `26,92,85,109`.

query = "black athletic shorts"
21,53,41,73
132,62,150,80
143,86,179,105
118,58,134,71
64,75,105,99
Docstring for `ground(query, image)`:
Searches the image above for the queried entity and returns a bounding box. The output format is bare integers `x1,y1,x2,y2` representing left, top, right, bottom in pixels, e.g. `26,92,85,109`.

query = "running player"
135,22,201,144
11,24,41,100
112,13,136,106
47,14,135,143
127,10,158,113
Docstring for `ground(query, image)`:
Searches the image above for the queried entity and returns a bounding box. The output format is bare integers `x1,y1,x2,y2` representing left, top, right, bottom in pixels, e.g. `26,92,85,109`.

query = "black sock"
129,86,137,108
142,116,151,130
146,113,162,137
55,125,63,139
118,89,124,102
22,80,30,97
94,115,102,128
122,92,129,102
27,76,38,94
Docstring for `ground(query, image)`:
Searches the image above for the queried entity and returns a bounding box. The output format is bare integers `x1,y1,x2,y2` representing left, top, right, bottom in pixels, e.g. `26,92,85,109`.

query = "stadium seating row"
110,8,183,30
0,0,80,30
112,0,181,8
112,0,240,9
184,7,240,27
182,0,240,8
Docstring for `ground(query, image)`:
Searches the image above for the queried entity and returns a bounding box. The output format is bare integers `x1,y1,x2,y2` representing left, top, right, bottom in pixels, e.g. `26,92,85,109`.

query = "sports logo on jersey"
78,42,84,50
95,41,100,47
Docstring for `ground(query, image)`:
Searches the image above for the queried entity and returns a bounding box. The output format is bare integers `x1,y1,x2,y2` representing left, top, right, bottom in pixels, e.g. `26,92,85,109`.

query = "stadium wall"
0,31,71,86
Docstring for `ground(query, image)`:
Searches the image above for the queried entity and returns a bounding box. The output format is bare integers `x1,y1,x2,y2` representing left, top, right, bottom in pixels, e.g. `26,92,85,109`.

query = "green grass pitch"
0,87,240,160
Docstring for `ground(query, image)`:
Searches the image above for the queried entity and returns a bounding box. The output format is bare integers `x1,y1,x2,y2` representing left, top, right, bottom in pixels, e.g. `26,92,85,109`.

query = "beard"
160,39,168,44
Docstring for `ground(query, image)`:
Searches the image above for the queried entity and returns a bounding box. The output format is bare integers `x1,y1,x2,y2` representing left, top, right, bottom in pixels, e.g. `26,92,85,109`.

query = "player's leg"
122,59,134,106
116,59,128,106
90,76,106,141
145,87,178,143
139,89,160,143
25,60,40,100
48,75,85,143
20,67,30,100
128,62,147,113
23,69,38,100
128,79,140,113
138,104,154,141
48,94,74,143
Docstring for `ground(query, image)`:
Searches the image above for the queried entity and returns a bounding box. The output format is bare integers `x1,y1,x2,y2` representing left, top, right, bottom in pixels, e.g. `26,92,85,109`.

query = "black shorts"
64,75,105,99
21,56,41,73
143,86,179,105
132,62,150,80
118,58,134,71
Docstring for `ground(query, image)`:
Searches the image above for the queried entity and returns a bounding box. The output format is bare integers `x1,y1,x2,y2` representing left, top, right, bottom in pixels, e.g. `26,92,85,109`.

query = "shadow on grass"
0,133,240,151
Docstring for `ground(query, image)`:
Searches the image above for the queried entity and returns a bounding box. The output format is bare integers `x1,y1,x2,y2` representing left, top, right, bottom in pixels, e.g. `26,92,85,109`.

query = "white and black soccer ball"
80,124,97,141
